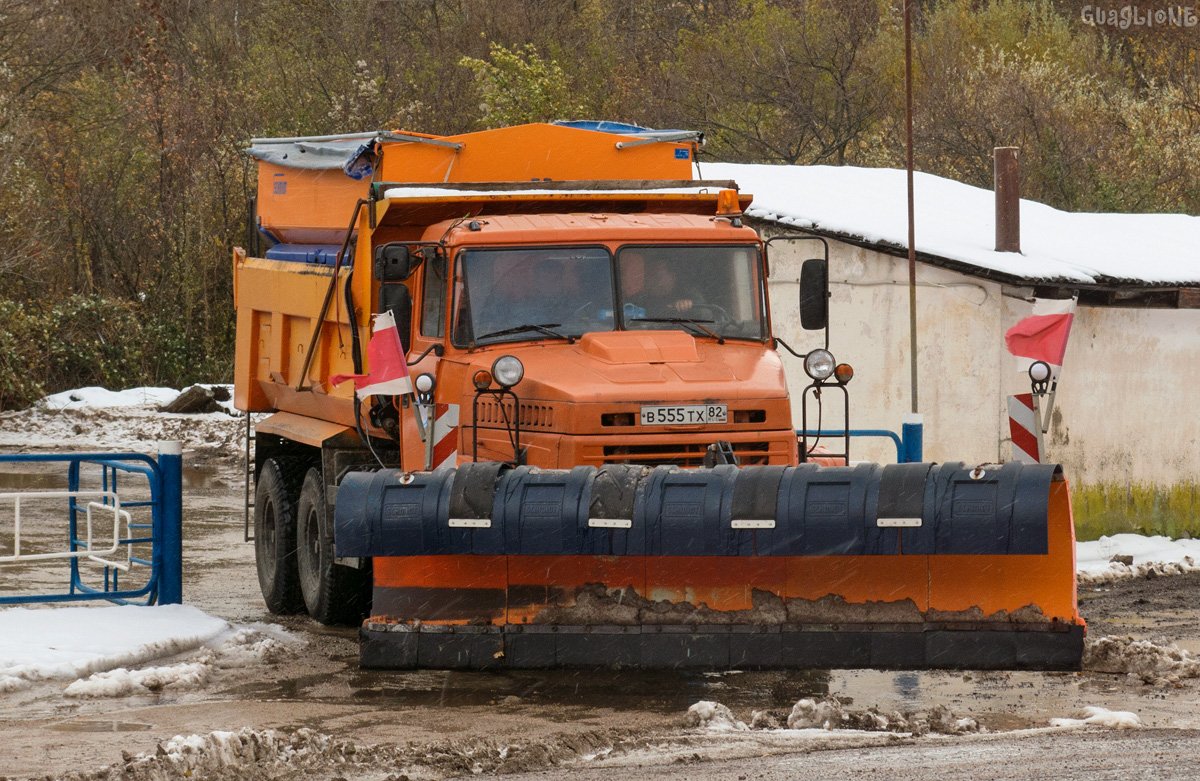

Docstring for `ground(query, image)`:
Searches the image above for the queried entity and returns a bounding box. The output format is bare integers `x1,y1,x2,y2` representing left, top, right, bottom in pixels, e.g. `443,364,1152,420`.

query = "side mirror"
374,242,422,282
799,258,828,330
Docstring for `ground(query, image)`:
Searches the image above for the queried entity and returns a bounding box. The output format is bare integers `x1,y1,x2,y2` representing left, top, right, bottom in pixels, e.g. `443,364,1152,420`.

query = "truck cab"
388,207,796,471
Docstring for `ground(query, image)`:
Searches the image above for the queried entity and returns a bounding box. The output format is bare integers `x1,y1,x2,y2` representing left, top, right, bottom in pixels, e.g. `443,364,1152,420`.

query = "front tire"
254,457,306,614
296,467,372,625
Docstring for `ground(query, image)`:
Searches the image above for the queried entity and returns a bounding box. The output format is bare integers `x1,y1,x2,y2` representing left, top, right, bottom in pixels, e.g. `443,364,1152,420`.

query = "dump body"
234,122,1084,670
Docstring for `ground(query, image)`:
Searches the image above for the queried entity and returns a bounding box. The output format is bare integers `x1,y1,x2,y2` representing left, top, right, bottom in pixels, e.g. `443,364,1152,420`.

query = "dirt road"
3,449,1200,780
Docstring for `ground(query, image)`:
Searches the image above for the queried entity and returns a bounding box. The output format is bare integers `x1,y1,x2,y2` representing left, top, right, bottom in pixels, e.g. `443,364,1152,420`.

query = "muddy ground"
2,448,1200,780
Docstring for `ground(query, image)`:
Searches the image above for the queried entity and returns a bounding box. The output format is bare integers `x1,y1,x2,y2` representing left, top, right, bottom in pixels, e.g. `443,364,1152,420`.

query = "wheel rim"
262,502,277,556
304,505,320,567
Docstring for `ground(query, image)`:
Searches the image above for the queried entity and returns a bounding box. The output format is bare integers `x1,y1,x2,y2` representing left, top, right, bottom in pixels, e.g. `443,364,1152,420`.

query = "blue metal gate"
0,442,183,606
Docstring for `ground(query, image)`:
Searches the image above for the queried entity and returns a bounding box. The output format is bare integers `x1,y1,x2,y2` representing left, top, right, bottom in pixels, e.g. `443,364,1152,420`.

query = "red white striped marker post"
1008,392,1045,464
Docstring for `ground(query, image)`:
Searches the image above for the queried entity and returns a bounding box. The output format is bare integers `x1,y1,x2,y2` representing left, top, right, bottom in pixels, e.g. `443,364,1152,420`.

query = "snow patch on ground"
1077,535,1200,585
0,385,246,461
1084,635,1200,684
785,697,980,735
74,725,641,780
689,698,980,737
685,701,749,731
0,605,299,697
64,627,297,698
0,604,229,688
1050,706,1142,729
42,387,182,410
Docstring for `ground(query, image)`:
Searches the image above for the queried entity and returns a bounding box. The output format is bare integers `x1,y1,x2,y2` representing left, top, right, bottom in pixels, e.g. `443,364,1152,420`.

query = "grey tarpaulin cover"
246,137,377,179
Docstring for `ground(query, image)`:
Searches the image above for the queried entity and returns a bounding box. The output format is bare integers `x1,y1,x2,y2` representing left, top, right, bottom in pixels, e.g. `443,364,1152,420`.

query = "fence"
0,442,182,606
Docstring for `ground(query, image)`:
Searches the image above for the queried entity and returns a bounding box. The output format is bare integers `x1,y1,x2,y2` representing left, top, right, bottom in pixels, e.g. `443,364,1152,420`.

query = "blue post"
157,441,183,605
901,414,924,463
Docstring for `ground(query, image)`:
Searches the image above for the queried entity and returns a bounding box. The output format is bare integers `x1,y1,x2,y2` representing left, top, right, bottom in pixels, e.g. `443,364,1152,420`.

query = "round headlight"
1028,360,1051,383
491,355,524,388
803,349,836,381
415,373,435,393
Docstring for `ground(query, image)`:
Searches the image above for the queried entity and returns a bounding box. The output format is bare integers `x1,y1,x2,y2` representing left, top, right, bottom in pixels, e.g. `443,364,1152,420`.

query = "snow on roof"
704,162,1200,286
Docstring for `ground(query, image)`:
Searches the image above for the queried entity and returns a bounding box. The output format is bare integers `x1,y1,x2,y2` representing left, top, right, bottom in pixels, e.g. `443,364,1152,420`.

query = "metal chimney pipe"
994,147,1020,253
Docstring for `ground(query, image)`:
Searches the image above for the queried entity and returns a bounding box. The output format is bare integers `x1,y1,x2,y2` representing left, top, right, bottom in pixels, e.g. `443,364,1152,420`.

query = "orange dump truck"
235,122,1082,670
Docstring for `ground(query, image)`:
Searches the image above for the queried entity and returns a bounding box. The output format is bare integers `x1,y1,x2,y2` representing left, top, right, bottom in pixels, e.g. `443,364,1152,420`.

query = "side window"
420,252,447,338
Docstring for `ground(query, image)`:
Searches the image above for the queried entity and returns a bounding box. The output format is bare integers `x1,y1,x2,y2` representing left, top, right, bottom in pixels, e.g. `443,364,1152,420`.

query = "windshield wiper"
631,317,724,344
476,323,575,344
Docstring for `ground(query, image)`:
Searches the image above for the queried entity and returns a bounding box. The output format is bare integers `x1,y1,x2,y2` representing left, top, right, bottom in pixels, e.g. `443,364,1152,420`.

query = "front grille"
475,399,555,429
601,441,772,467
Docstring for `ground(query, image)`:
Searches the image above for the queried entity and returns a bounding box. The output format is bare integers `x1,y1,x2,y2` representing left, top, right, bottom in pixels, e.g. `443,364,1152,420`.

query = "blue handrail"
0,445,183,606
798,422,923,463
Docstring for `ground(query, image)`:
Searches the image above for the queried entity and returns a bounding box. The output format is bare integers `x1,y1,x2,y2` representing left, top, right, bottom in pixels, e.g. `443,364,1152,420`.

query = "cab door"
402,249,454,470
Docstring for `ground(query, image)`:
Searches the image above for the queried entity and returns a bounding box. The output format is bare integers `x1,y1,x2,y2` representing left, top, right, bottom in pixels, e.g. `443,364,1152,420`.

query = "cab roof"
427,211,761,247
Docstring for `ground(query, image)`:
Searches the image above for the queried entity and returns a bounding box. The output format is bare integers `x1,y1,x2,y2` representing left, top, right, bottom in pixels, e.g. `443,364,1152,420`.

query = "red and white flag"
330,310,413,398
1005,297,1076,368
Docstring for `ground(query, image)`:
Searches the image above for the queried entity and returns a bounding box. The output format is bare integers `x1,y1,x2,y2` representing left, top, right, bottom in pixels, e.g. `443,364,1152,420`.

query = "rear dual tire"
255,459,371,624
254,457,306,614
296,468,372,625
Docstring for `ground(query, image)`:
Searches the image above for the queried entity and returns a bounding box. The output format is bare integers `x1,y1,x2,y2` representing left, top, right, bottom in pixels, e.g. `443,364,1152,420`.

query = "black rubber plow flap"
336,461,1082,671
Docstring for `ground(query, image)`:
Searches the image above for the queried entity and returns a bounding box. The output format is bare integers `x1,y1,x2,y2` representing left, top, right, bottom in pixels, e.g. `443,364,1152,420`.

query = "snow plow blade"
337,461,1083,670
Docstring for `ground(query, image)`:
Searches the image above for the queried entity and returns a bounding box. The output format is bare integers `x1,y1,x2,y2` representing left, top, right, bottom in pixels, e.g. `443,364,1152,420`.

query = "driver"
621,252,702,315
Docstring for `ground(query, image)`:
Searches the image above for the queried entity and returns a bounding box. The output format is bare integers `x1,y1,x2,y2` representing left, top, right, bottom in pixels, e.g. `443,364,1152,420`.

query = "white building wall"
765,228,1200,489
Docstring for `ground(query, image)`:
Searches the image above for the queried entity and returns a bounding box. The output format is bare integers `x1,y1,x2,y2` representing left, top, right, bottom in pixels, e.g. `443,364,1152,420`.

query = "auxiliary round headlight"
1028,360,1052,383
834,363,854,385
472,370,493,391
491,355,525,388
415,373,435,394
803,349,836,381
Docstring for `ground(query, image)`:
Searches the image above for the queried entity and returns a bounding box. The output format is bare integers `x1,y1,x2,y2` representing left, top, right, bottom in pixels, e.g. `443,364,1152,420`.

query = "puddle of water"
0,472,68,491
0,460,227,493
48,721,153,733
243,667,833,714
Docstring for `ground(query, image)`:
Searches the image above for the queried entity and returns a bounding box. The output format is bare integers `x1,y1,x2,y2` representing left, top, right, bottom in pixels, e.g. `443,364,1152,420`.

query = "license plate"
639,404,728,425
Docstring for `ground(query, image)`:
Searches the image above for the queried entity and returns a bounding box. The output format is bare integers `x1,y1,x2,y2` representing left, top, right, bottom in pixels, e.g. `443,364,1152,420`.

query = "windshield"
617,245,765,340
454,247,616,346
451,244,766,346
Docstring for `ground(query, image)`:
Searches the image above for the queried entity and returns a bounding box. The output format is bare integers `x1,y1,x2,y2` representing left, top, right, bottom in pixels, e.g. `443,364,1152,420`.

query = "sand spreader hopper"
336,459,1082,670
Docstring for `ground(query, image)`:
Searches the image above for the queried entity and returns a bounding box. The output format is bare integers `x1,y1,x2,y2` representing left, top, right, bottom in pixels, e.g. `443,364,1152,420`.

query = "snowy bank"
0,385,245,460
0,604,296,695
1077,534,1200,585
0,604,227,692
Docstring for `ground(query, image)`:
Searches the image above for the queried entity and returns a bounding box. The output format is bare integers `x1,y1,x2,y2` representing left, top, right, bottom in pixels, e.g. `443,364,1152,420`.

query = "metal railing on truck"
0,442,183,606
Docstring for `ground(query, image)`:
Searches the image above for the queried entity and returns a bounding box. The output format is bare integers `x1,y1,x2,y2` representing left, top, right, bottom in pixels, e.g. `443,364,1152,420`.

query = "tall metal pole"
904,0,919,414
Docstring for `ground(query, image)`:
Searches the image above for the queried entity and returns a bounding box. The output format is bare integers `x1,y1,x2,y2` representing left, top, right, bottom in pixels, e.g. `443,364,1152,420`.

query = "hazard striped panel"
1007,393,1044,464
431,403,459,469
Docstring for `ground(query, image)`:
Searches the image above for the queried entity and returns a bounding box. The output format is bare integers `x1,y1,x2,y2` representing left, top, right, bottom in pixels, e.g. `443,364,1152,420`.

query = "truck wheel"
254,457,306,614
296,467,371,625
